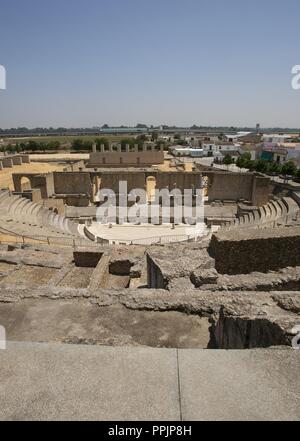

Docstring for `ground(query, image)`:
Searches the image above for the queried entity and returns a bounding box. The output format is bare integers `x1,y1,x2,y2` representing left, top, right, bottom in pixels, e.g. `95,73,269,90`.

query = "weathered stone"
209,227,300,274
167,277,194,293
191,268,219,287
147,245,215,288
200,267,300,292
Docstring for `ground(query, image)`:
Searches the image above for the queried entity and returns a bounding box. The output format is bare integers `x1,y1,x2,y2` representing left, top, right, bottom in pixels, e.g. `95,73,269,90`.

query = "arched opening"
146,176,156,202
202,175,209,198
20,176,31,191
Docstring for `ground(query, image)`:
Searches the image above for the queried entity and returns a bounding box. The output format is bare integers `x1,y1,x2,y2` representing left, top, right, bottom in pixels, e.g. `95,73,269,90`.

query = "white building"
170,146,204,157
224,131,251,142
202,142,240,156
262,134,292,145
278,142,300,161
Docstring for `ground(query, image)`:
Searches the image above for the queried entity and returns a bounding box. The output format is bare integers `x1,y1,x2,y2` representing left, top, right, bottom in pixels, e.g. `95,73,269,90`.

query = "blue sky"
0,0,300,128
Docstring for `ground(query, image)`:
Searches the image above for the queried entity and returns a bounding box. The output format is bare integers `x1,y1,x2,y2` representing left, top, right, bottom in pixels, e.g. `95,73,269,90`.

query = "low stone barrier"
209,226,300,274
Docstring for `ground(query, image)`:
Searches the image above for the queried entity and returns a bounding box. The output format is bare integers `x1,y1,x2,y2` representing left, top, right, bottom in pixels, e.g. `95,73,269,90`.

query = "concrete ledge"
0,343,299,421
179,349,300,421
0,342,179,421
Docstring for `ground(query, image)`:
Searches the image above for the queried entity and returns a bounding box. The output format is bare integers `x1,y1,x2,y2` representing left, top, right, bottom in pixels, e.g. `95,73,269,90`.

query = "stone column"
100,144,105,153
2,157,13,168
12,156,22,165
20,155,30,163
92,143,97,153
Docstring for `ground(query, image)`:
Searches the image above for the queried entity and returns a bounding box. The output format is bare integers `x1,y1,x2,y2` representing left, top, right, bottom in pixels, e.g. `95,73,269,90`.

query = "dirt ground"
155,159,193,172
1,265,57,286
59,267,94,288
29,153,89,161
0,299,211,348
0,162,65,190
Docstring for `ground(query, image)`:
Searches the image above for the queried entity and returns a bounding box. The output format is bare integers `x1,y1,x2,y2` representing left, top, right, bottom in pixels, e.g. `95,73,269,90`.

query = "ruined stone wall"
209,227,300,274
155,172,202,192
53,172,92,196
45,173,55,197
13,173,53,198
147,254,166,289
64,195,90,207
251,175,270,206
31,175,49,198
43,197,65,214
73,251,103,267
65,205,97,218
12,188,42,202
32,169,270,208
98,171,202,194
208,173,254,202
88,151,164,167
100,172,146,193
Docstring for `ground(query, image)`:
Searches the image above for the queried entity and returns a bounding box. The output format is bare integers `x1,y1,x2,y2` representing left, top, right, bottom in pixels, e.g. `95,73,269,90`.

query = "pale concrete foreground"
0,342,299,421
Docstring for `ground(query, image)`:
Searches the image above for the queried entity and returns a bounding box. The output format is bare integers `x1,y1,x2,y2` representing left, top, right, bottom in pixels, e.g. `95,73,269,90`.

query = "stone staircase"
221,196,300,230
0,190,85,240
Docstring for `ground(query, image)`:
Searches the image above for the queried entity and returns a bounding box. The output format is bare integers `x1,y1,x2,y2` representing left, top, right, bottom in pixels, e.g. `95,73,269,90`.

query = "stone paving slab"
179,349,300,421
0,342,180,421
0,343,299,421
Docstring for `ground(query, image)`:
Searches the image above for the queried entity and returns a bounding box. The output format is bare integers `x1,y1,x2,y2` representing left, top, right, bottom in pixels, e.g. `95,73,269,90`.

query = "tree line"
221,153,300,178
0,136,154,153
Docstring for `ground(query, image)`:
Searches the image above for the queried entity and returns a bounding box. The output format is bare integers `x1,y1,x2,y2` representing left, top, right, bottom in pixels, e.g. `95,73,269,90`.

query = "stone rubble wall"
209,227,300,274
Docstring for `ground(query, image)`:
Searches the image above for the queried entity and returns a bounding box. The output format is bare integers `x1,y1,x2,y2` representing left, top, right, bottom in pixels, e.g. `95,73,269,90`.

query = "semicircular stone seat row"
221,197,300,230
0,190,85,239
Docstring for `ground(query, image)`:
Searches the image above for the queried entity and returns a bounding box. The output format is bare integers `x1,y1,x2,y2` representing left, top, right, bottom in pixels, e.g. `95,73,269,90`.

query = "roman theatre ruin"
0,147,298,351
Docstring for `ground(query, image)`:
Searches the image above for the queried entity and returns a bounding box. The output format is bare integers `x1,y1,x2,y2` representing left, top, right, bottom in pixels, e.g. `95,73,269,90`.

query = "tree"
254,159,268,173
268,161,282,175
120,138,136,150
156,140,166,150
242,152,251,162
236,156,245,170
236,152,252,170
247,160,257,171
47,140,60,151
72,139,92,151
281,160,297,176
151,131,158,142
223,154,233,167
136,134,147,142
95,137,109,149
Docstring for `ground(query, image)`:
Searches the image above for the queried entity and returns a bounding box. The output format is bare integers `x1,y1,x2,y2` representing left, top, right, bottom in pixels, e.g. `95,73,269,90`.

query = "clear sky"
0,0,300,128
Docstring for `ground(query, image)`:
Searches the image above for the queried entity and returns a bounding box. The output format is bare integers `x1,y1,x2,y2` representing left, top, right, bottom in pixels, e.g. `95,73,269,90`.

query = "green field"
2,134,136,147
